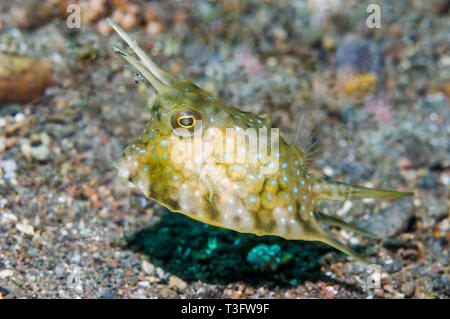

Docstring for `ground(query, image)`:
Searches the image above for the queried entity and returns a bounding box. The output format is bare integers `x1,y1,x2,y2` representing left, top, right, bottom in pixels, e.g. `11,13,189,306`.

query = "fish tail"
314,181,414,201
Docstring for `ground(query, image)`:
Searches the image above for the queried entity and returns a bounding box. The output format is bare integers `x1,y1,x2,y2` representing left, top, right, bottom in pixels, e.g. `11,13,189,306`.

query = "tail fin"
315,181,414,201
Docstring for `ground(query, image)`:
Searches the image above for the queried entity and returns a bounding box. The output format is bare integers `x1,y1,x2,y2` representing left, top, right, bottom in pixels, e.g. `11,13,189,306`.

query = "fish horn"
107,18,175,90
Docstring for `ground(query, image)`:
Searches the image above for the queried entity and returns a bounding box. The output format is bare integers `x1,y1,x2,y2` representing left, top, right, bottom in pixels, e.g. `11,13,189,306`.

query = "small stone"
101,290,119,299
16,221,34,235
141,260,154,275
39,132,51,147
0,286,10,296
396,157,412,169
0,53,53,104
54,264,65,279
400,282,416,297
21,142,32,160
336,40,383,74
138,281,150,288
0,136,5,152
0,269,13,279
357,199,414,238
0,158,17,178
419,175,438,189
168,275,187,291
31,143,49,161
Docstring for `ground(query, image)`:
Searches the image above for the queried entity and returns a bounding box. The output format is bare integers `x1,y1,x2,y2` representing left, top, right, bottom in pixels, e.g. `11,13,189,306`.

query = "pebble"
356,199,415,238
335,39,383,74
15,221,34,235
30,143,50,161
168,275,187,291
419,175,438,189
0,136,5,152
0,53,53,104
400,282,416,297
0,158,17,179
54,264,65,279
0,269,13,279
141,260,155,275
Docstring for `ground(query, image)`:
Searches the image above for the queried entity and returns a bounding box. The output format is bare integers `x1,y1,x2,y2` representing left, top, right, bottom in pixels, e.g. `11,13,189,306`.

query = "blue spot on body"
283,176,288,182
163,154,167,160
282,162,288,168
293,187,298,193
173,175,179,181
301,180,305,185
138,137,142,140
284,194,289,199
249,196,257,203
151,146,155,151
303,195,307,201
161,140,167,146
302,205,306,211
267,194,273,200
185,87,190,92
153,156,158,160
149,133,154,139
275,153,280,158
270,180,276,186
143,167,148,172
167,167,172,172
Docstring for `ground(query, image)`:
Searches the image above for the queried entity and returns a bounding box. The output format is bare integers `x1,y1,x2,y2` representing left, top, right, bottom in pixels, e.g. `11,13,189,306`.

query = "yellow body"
108,19,413,264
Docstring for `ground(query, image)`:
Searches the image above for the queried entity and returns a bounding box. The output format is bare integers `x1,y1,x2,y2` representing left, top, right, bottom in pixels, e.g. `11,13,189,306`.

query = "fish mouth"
114,152,152,197
115,153,131,180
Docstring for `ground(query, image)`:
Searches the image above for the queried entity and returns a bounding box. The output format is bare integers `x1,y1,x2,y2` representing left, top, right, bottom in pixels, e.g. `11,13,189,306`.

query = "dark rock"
101,289,120,299
357,199,415,238
0,286,9,296
335,40,383,74
400,135,433,168
419,175,438,189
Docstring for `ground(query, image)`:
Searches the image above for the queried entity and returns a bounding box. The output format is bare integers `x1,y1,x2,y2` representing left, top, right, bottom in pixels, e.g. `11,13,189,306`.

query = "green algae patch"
127,208,330,286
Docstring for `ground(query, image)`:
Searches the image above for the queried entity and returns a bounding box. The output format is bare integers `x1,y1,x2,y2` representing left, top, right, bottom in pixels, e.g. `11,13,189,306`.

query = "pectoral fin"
316,211,378,239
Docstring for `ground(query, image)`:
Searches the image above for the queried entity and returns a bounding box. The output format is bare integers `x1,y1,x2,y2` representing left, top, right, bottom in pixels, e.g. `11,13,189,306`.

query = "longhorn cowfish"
107,19,413,264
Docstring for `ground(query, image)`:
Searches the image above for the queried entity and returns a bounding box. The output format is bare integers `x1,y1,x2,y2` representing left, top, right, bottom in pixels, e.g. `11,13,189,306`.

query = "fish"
107,18,414,264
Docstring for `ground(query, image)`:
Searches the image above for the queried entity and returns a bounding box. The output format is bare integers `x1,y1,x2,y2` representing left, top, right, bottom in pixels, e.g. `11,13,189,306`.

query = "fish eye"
177,115,195,128
171,110,202,136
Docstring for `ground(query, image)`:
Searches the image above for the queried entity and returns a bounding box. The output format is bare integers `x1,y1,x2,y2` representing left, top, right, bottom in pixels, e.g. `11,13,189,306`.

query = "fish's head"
109,19,254,211
115,75,236,206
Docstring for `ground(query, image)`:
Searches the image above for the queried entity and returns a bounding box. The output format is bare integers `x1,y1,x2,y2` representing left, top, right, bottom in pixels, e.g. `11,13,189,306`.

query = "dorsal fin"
291,114,322,169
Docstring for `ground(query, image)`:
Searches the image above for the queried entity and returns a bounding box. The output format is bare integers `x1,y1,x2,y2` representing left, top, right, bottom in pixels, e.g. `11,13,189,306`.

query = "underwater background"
0,0,448,298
